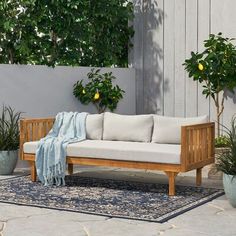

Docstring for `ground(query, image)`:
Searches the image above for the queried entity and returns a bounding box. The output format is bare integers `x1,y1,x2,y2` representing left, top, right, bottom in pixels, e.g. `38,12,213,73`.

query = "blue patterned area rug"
0,175,224,223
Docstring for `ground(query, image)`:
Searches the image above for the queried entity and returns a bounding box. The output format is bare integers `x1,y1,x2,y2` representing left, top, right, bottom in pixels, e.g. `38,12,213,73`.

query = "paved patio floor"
0,166,235,236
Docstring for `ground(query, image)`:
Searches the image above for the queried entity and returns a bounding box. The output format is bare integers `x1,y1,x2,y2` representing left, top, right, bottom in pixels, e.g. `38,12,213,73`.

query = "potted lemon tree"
216,116,236,207
183,33,236,179
0,106,22,175
183,33,236,137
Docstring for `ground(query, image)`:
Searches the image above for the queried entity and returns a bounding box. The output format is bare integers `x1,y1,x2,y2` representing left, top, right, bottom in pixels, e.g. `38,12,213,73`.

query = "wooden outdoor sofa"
20,113,215,196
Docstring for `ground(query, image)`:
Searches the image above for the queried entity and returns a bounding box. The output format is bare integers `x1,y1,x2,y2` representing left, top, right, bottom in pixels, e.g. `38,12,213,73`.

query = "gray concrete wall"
0,65,136,118
0,65,135,169
131,0,236,129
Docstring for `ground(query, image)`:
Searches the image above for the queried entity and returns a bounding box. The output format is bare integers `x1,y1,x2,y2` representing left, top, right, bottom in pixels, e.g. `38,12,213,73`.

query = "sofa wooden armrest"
181,122,215,172
20,118,215,196
20,117,55,160
20,117,55,180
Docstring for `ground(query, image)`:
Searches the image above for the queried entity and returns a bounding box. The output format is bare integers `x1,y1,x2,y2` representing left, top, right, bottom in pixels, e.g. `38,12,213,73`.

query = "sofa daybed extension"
20,113,215,196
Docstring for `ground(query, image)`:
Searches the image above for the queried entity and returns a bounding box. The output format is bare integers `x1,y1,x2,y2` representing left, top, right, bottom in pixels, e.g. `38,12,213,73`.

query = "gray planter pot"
0,150,18,175
223,173,236,208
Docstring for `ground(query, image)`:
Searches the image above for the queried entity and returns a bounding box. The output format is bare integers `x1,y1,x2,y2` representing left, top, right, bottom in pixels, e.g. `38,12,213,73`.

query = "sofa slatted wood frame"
20,118,215,196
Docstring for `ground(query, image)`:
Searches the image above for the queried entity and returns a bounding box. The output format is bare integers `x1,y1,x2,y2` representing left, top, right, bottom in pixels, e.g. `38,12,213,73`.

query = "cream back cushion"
86,114,103,140
103,112,153,142
152,115,208,144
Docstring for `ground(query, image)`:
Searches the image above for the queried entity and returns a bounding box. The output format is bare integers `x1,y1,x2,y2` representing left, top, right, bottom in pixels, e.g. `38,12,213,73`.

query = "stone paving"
0,166,235,236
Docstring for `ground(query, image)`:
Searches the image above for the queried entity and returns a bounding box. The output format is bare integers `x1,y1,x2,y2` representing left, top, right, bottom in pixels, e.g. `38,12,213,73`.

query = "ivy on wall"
0,0,134,67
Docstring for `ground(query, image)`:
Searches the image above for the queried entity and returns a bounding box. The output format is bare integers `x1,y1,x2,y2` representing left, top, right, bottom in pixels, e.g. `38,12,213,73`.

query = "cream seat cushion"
103,112,153,142
152,115,208,144
23,140,181,164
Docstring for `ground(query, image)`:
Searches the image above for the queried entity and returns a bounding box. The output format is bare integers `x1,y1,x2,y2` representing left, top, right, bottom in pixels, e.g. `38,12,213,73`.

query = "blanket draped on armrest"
36,112,88,186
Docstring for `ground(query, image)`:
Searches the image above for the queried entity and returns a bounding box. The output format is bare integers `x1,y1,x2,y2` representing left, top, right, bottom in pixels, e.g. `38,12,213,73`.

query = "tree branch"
218,95,225,117
8,48,14,64
93,102,100,113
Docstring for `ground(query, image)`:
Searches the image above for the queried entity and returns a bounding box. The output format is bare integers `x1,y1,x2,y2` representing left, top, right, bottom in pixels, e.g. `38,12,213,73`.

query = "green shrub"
0,0,134,67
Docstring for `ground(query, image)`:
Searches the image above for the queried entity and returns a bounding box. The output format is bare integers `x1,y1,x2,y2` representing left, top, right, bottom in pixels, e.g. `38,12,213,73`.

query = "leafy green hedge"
0,0,134,67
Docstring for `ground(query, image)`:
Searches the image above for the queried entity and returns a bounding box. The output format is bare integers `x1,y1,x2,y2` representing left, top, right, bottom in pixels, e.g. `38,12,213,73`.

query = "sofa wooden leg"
30,161,37,182
68,163,73,175
165,171,178,196
196,168,202,186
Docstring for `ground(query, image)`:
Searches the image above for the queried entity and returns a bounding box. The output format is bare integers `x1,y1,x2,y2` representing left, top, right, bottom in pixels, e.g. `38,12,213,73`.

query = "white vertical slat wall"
143,0,164,114
197,0,211,117
185,0,198,117
131,0,236,129
174,0,186,117
163,0,175,116
211,0,236,129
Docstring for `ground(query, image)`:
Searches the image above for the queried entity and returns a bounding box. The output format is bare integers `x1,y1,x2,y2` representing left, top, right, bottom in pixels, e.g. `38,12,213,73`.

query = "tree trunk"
8,48,14,64
94,103,105,114
217,106,220,137
215,92,225,137
216,92,220,137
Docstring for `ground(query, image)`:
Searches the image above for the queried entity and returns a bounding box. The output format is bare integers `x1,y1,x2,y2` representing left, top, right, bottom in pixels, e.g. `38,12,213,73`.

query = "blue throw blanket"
36,112,88,186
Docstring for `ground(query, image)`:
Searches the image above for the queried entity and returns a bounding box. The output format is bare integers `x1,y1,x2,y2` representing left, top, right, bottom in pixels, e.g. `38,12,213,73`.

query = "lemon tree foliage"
73,69,125,113
0,0,134,67
183,33,236,136
215,135,230,148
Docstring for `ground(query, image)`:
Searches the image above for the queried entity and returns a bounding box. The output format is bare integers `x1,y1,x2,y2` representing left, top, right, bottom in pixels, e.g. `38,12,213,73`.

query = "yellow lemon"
198,63,204,71
94,92,100,100
82,89,86,94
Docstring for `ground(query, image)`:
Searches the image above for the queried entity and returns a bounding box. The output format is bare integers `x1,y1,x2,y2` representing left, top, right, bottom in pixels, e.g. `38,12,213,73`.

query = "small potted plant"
216,115,236,207
0,105,22,175
73,69,125,113
208,135,230,179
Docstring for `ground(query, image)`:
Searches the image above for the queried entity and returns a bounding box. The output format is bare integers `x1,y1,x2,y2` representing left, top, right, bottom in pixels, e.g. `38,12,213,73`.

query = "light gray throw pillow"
86,114,104,140
151,115,208,144
103,112,153,142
